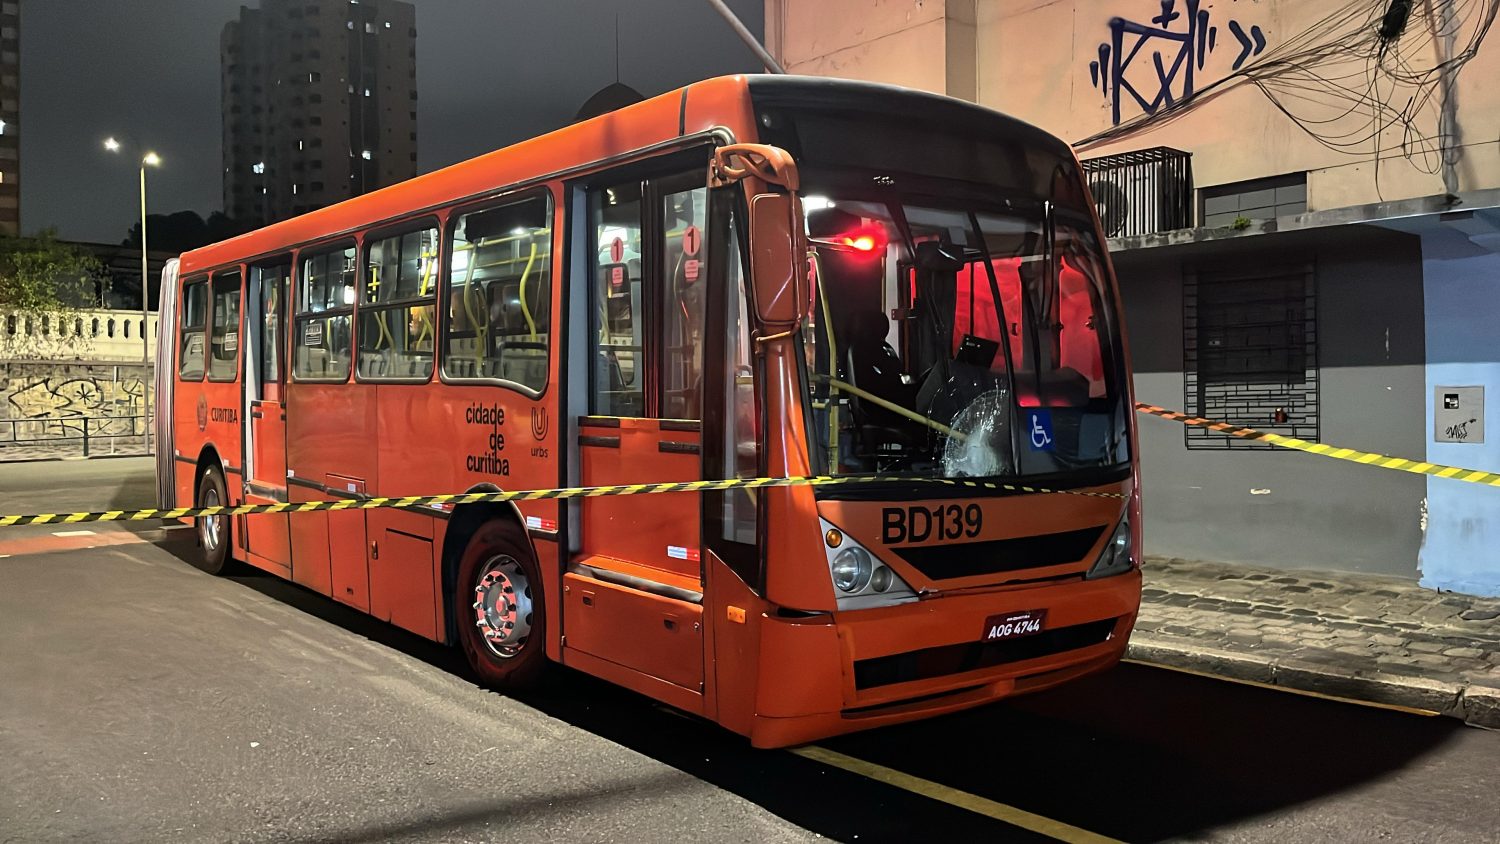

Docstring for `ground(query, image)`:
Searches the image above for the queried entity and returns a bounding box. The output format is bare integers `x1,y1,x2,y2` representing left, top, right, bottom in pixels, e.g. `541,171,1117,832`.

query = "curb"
0,452,151,464
1126,637,1500,730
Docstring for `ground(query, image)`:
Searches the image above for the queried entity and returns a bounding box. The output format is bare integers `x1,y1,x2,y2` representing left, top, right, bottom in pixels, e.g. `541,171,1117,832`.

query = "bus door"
567,168,710,700
242,259,292,571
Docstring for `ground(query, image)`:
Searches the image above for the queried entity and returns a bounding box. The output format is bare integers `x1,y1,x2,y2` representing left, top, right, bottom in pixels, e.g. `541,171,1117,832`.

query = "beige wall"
766,0,976,99
767,0,1500,211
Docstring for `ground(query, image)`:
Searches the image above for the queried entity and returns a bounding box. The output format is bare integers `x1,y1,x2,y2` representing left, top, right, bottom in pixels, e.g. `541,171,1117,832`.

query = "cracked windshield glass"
802,194,1131,479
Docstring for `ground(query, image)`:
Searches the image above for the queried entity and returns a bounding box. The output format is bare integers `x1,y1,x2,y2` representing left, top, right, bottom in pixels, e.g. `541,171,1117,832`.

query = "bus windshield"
801,188,1130,480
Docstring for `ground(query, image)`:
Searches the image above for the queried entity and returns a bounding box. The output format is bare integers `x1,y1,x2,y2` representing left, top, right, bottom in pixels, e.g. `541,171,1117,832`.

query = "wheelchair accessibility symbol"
1028,410,1055,452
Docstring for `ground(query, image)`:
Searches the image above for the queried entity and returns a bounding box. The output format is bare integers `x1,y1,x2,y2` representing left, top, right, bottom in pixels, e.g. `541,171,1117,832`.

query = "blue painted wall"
1419,226,1500,596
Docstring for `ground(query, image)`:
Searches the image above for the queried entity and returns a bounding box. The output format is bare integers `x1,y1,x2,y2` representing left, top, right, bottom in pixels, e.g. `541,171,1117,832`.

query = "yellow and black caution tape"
1135,402,1500,487
0,474,1125,527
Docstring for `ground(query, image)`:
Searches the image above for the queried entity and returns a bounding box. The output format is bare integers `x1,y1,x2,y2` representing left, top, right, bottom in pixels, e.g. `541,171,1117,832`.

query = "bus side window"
662,186,707,420
208,271,243,382
721,212,759,546
442,193,553,390
293,243,356,381
179,278,208,380
588,181,645,416
361,223,438,381
254,262,291,401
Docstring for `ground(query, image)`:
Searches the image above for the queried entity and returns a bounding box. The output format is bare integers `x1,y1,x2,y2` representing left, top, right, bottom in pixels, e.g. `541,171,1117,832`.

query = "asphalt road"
2,458,1498,843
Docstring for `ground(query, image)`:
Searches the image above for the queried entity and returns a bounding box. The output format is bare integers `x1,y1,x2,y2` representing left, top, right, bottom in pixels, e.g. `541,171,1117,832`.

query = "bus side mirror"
748,192,808,330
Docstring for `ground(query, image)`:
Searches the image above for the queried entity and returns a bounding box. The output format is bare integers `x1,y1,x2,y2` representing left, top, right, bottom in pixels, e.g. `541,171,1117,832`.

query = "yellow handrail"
460,251,485,366
414,246,436,348
810,374,968,442
368,266,395,351
811,251,840,467
518,240,538,340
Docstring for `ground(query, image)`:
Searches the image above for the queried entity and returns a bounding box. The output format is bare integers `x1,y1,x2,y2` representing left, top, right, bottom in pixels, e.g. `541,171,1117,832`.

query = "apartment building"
222,0,417,226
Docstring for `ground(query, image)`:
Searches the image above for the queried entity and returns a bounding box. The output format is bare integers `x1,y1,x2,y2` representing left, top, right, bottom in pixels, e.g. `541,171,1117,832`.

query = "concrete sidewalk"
1128,556,1500,728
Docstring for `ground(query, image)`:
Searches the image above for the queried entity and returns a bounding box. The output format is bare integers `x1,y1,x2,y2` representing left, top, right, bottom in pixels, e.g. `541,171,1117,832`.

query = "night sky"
20,0,764,244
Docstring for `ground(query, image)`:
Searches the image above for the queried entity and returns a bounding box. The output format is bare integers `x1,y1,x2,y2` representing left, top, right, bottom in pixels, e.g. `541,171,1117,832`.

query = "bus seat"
844,309,921,452
360,351,387,377
300,347,329,378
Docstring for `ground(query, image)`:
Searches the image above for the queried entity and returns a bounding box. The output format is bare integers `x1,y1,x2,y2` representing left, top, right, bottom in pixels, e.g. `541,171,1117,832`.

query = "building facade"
765,0,1500,595
0,0,19,235
222,0,417,226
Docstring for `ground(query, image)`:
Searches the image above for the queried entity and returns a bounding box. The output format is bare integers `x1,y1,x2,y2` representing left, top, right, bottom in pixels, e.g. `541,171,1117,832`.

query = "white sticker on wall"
1435,386,1484,444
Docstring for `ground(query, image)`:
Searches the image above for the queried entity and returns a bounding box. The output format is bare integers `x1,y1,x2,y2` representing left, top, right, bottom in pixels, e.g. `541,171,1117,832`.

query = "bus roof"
179,74,1069,275
179,74,754,274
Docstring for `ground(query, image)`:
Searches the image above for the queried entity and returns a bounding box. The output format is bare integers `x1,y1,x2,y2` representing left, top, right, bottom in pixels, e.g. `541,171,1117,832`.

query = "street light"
104,136,162,452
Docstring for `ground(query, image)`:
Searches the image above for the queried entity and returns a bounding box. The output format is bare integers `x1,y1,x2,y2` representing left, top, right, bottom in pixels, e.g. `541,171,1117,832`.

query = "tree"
0,229,106,311
0,230,108,358
122,210,256,255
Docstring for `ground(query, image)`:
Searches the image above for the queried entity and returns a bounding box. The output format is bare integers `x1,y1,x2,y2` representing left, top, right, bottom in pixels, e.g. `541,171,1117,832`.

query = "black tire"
454,519,548,690
194,466,232,575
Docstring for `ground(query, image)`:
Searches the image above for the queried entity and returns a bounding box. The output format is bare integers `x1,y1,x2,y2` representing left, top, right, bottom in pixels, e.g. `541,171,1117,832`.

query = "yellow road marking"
790,745,1123,844
1122,658,1441,716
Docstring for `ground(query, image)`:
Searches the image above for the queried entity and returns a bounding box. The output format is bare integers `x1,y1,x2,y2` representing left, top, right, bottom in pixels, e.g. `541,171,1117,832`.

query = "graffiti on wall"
1089,0,1266,125
0,364,151,443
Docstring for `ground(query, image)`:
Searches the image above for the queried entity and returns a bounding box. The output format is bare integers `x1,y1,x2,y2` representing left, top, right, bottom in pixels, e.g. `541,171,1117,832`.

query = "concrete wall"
1417,224,1500,595
767,0,1500,210
0,359,153,452
1119,225,1428,577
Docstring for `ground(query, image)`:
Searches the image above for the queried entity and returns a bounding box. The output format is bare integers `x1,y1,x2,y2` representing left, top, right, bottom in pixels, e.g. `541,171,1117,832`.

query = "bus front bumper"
747,569,1141,748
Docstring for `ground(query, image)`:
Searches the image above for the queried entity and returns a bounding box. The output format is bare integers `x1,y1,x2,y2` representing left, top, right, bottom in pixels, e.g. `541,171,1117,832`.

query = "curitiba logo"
465,401,510,477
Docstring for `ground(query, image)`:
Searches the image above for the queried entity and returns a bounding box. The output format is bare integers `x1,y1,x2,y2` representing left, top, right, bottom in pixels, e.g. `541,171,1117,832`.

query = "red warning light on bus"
840,225,886,254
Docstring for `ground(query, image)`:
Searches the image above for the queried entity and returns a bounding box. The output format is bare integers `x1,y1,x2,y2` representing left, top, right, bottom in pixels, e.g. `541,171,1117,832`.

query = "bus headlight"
1086,516,1134,579
831,546,873,593
818,518,919,609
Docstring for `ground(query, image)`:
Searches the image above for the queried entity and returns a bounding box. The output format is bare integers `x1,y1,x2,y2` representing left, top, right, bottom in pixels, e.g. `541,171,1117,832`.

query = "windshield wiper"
966,210,1023,468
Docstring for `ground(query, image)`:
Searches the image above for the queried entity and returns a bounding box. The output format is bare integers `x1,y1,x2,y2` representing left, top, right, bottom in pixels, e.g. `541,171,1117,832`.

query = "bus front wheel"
455,520,547,690
194,466,232,575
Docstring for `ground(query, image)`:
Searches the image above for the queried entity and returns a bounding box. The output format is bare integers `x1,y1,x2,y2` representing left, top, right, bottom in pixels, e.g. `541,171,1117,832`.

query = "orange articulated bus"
156,75,1141,748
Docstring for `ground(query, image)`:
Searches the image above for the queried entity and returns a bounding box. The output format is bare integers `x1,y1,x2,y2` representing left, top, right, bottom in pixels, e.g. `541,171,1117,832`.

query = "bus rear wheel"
194,466,232,575
455,520,547,690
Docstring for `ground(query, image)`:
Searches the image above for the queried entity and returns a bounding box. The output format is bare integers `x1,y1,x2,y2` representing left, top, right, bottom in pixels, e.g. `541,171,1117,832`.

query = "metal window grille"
1080,147,1193,239
1183,263,1319,449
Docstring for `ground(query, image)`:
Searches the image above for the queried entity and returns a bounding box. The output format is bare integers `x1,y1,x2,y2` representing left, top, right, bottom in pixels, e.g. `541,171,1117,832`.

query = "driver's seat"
843,309,921,454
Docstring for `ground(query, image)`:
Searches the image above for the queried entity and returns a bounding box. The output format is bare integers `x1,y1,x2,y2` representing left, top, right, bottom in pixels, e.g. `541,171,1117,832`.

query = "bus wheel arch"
192,445,224,499
443,489,547,690
439,485,534,642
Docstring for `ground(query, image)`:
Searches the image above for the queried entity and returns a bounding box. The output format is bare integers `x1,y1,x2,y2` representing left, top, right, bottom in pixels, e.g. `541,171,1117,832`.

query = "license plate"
982,610,1047,642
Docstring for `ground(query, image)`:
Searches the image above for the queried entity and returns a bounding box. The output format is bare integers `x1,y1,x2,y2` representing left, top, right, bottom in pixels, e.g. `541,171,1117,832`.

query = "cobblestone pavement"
1129,556,1500,727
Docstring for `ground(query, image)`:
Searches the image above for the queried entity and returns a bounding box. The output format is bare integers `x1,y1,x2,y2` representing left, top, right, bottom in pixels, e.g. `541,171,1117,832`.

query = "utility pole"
704,0,785,74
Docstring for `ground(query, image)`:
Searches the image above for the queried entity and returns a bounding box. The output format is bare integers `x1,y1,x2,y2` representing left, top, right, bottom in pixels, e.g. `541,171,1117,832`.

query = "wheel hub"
199,485,223,552
472,554,533,658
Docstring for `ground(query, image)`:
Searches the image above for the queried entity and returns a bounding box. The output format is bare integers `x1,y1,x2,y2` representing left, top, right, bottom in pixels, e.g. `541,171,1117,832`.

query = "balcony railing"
1081,146,1194,239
